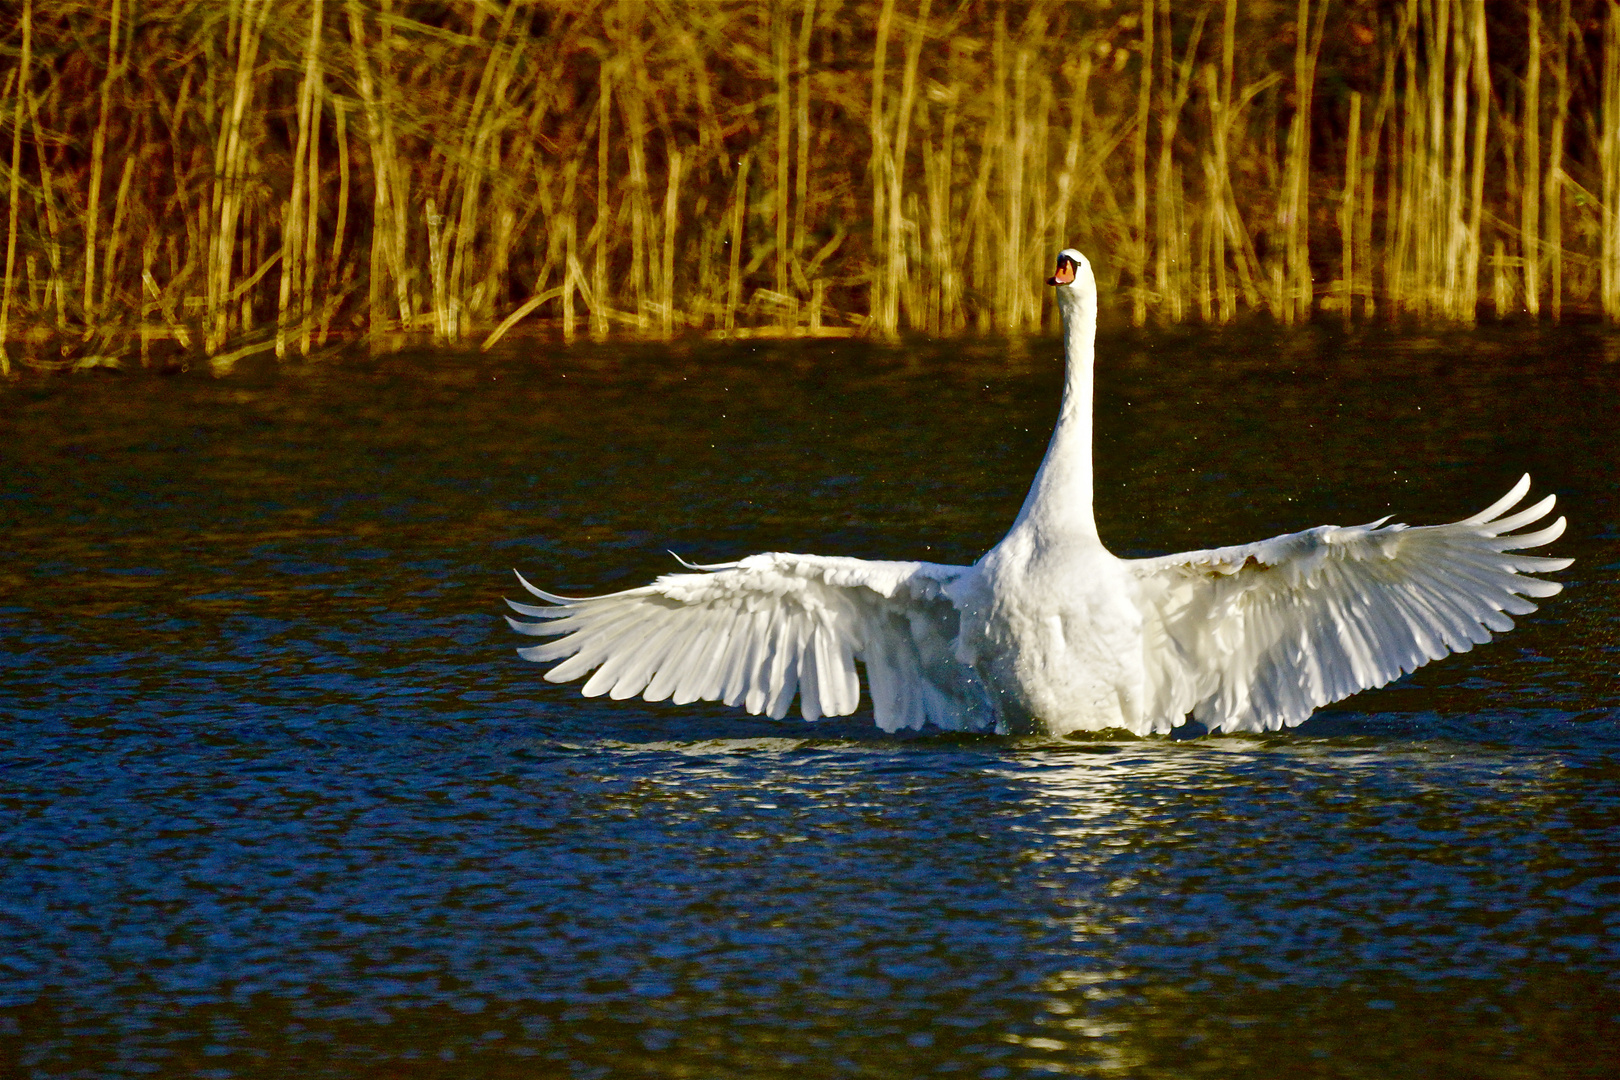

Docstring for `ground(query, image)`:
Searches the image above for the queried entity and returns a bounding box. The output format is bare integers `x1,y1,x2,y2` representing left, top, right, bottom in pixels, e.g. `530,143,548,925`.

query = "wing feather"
579,612,673,697
764,616,802,720
505,600,574,620
717,608,763,707
745,609,786,715
606,616,686,699
1131,476,1571,732
1458,473,1531,524
507,554,992,729
670,611,729,705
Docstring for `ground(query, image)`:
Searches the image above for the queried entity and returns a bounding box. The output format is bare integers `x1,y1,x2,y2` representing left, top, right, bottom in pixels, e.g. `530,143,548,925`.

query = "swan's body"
509,249,1571,736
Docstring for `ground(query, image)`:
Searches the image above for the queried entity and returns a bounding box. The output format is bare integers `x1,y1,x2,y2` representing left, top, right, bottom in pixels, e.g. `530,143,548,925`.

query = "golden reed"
1,0,1618,369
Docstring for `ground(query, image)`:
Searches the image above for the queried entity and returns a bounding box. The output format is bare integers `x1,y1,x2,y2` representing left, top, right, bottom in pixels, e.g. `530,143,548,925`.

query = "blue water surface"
2,325,1617,1078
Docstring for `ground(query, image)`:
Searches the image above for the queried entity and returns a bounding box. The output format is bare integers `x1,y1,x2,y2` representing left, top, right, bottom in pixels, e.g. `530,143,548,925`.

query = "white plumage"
509,248,1571,736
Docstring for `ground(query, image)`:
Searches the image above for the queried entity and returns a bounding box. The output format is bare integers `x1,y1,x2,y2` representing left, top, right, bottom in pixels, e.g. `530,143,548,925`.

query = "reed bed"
4,0,1620,371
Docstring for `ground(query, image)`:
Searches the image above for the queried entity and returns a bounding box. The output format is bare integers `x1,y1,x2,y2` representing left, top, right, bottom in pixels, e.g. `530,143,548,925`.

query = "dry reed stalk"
22,30,63,332
1340,91,1362,321
563,161,580,343
1131,0,1153,325
921,42,964,335
725,153,752,333
959,70,996,337
329,100,349,282
320,98,350,345
345,0,410,332
426,198,449,340
592,55,611,340
301,79,323,353
1451,0,1477,317
978,11,1007,330
1003,21,1029,332
1208,64,1277,318
944,41,967,332
1548,0,1571,321
1361,12,1403,320
278,0,324,357
209,0,271,355
1196,164,1212,322
486,199,514,324
1218,4,1270,318
1281,0,1326,324
773,2,791,320
1155,7,1206,323
695,211,716,328
380,6,414,328
792,0,816,307
919,95,943,334
1390,4,1412,308
1420,0,1445,315
83,0,122,326
1603,0,1620,319
483,172,517,334
1426,0,1484,321
1523,1,1542,315
142,268,191,349
346,5,383,332
1199,85,1218,322
102,151,136,316
889,0,930,333
242,180,259,333
139,240,152,365
661,150,683,339
450,4,523,340
885,0,930,332
1460,0,1488,322
868,0,895,336
1154,0,1172,320
0,0,31,372
1387,1,1417,312
519,97,560,296
623,41,652,330
1205,0,1237,323
1493,235,1508,318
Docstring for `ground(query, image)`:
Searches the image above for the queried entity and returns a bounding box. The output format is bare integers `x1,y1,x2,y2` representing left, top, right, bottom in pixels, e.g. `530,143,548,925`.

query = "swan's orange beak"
1047,256,1076,286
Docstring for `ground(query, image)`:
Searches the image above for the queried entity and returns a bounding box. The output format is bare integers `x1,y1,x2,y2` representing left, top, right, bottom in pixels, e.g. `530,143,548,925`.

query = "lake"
2,323,1617,1078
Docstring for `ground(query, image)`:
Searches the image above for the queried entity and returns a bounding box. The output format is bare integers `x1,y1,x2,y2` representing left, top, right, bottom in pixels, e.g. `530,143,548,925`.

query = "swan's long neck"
1007,283,1098,544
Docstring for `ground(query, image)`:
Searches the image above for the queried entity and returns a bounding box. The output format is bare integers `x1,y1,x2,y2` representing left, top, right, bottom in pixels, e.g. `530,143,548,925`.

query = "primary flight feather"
508,249,1570,736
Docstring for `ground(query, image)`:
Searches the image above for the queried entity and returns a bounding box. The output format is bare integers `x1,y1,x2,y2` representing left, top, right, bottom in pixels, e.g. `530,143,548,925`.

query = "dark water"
2,324,1618,1079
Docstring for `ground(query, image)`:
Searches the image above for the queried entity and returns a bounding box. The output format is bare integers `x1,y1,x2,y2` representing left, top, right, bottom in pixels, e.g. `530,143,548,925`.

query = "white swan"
508,249,1571,736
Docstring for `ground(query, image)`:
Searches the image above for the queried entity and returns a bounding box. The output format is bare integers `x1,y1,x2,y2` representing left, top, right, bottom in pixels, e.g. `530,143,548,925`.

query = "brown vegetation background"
4,0,1620,371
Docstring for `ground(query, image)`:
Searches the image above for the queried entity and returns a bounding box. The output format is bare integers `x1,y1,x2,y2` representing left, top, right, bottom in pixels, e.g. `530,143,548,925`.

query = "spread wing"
506,553,994,732
1127,475,1572,733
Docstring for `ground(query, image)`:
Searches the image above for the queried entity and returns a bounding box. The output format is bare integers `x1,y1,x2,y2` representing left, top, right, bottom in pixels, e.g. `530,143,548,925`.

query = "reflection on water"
2,325,1618,1077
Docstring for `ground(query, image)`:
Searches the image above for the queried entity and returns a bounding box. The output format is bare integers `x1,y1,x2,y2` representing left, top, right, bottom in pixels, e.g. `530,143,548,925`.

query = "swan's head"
1047,248,1096,312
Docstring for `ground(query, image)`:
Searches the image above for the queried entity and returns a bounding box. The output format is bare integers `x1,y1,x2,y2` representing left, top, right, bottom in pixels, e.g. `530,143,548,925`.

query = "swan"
507,249,1571,736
